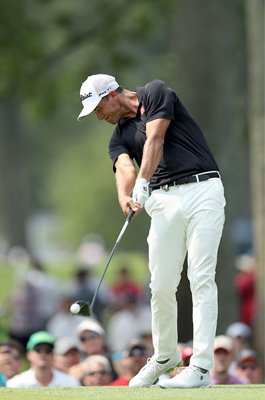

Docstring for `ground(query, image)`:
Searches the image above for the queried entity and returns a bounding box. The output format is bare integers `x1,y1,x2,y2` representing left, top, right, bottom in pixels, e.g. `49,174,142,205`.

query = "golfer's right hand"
132,178,150,208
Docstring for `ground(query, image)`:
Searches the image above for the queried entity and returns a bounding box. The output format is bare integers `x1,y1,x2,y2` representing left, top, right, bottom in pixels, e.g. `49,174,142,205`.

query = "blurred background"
0,0,264,374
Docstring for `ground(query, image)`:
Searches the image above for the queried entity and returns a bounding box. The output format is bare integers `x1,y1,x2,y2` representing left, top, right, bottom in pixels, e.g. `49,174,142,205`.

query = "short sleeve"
108,125,130,172
143,80,176,122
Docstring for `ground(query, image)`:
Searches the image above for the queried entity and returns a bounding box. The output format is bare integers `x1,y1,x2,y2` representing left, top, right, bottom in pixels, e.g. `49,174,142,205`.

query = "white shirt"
6,368,80,388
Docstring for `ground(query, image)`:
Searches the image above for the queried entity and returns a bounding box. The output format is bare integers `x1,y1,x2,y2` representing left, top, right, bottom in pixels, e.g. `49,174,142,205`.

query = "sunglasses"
85,369,109,377
239,364,257,370
80,333,100,342
34,345,53,354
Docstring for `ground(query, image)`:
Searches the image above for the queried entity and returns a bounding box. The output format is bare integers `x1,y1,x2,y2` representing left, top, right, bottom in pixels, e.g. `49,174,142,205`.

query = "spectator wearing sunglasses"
69,319,117,381
6,331,80,387
210,335,244,385
80,355,114,386
235,349,264,384
110,339,149,386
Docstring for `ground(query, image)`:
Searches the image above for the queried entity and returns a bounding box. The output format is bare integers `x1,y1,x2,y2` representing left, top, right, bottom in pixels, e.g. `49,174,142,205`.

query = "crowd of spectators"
0,256,263,388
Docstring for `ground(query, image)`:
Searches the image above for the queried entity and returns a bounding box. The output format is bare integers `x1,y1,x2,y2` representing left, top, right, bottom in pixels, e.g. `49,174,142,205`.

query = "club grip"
126,209,135,222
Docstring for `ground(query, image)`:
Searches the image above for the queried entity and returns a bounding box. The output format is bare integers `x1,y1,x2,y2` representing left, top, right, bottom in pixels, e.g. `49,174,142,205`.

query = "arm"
115,153,137,215
138,118,170,180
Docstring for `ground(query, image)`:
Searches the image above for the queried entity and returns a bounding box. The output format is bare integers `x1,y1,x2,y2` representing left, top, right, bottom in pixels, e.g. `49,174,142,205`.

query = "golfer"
77,74,225,388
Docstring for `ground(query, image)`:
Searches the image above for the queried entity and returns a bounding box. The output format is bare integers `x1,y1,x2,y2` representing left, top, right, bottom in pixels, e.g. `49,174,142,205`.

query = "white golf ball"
70,303,81,314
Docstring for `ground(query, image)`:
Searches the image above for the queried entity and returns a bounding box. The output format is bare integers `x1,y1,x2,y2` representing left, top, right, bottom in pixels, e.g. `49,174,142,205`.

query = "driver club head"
70,300,92,317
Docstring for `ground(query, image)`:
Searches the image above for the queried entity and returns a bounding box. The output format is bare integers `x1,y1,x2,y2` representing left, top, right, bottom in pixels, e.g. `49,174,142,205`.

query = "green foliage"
0,0,174,248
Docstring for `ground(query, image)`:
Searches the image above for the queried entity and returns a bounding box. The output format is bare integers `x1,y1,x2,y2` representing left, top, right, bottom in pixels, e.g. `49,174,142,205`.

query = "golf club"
70,209,134,317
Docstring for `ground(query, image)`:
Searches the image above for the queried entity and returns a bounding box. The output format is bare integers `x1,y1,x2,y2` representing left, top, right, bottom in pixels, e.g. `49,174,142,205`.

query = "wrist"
136,177,149,185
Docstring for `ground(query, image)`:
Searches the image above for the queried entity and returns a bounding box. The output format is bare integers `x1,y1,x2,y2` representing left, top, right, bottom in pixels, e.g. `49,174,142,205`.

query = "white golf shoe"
159,366,211,388
129,354,182,388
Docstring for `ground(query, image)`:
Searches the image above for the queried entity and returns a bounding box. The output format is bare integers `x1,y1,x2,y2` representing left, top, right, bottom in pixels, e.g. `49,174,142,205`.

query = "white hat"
77,74,119,120
225,322,252,339
214,335,234,352
54,337,80,355
76,318,105,336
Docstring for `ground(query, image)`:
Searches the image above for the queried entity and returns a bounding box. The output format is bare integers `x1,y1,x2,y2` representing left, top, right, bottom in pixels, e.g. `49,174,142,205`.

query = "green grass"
0,386,265,400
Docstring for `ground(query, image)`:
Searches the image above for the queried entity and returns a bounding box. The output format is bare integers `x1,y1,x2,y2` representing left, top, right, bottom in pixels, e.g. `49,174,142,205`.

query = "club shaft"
90,210,134,311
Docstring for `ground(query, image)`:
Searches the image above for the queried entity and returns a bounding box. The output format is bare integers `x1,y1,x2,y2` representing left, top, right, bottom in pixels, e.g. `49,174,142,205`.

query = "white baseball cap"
214,335,234,352
76,318,105,337
77,74,119,121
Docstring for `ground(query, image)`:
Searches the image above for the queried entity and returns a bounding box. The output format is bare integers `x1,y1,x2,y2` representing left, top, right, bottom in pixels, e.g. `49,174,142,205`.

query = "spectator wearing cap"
235,349,263,384
53,337,81,373
210,335,244,385
80,355,114,386
110,339,149,386
69,319,117,381
76,318,107,358
6,331,80,387
225,322,252,357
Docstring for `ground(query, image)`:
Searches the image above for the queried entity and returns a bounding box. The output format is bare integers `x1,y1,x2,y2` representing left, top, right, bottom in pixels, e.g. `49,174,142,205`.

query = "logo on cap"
80,92,93,101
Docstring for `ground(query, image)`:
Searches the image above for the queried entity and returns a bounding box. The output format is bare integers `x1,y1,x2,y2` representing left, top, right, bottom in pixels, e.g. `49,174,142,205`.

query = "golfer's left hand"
132,178,149,208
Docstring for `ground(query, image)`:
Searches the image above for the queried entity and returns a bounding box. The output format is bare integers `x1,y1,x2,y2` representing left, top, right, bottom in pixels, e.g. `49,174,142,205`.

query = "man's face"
54,349,80,372
94,93,121,124
123,353,148,375
79,330,105,356
81,361,113,386
214,348,233,373
236,360,262,384
27,344,54,370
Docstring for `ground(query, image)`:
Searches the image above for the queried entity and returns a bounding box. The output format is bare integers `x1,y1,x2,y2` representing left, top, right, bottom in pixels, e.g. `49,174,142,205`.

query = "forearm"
138,136,164,181
115,165,136,201
138,118,169,181
114,154,137,214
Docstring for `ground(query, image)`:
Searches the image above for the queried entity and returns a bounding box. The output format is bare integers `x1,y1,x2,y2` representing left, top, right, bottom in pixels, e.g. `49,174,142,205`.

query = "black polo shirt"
108,80,218,188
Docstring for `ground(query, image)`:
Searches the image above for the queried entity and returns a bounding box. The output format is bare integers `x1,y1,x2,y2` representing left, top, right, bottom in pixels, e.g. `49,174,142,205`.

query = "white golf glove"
132,178,150,208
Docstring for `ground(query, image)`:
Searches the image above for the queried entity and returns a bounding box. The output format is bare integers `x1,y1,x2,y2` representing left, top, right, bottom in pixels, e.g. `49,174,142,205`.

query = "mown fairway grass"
0,385,265,400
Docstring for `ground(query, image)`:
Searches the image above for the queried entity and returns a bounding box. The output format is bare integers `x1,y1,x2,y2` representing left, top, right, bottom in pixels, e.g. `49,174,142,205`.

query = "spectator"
53,337,81,373
7,340,24,378
80,355,114,386
46,291,85,339
70,266,109,322
8,258,60,349
225,322,252,357
107,293,152,355
6,331,80,387
234,254,257,326
0,340,24,380
76,318,107,357
111,266,143,310
111,339,149,386
0,344,12,386
235,349,263,384
210,335,244,385
138,326,154,358
69,319,117,381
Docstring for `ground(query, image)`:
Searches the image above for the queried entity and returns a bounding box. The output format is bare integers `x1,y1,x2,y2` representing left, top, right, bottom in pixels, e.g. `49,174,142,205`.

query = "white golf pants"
144,178,225,371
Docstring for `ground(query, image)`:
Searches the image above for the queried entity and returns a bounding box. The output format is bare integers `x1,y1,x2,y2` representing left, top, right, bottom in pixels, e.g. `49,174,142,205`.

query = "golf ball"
70,303,81,314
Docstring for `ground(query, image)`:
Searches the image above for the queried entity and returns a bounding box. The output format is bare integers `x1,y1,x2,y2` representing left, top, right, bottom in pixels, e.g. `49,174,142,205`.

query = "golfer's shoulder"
144,80,173,101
